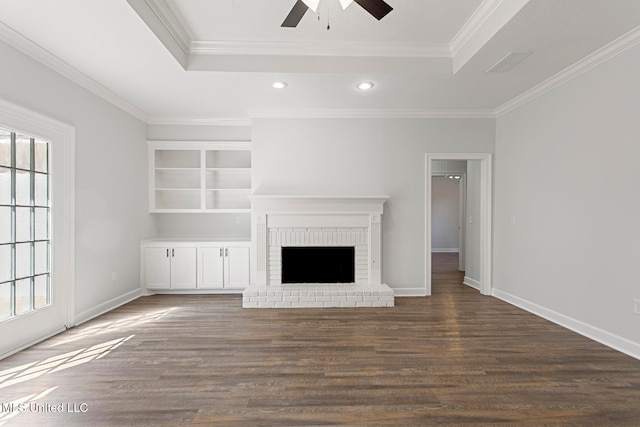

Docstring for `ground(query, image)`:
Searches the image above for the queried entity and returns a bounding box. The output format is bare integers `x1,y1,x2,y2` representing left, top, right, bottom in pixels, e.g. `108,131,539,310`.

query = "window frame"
0,98,75,358
0,129,51,321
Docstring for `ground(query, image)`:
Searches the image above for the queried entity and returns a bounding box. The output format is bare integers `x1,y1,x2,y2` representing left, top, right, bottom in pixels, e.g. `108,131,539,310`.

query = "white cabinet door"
145,247,172,289
143,241,248,291
224,247,250,288
199,247,224,288
171,247,198,289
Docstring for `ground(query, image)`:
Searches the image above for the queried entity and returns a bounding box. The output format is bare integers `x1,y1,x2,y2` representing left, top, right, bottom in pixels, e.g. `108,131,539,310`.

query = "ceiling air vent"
487,52,532,72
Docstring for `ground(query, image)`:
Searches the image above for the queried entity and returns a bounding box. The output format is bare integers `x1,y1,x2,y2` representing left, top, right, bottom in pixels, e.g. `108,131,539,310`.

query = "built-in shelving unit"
148,141,251,213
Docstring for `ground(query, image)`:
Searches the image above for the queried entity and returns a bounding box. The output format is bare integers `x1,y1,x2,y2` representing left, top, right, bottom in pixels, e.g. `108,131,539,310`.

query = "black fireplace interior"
281,246,355,284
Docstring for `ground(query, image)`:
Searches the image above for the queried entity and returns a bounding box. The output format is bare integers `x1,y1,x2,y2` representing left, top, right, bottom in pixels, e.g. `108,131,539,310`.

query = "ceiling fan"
282,0,393,28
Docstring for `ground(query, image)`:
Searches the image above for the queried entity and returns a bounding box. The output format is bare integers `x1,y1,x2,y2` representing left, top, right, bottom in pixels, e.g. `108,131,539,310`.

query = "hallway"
431,251,465,289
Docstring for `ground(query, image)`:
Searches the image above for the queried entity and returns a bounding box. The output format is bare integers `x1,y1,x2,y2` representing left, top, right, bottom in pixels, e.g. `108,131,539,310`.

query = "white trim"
450,0,505,55
142,0,450,59
74,289,142,326
450,0,530,73
145,288,246,295
463,276,481,290
425,153,492,296
432,248,459,253
190,40,450,58
248,109,496,120
147,116,252,127
0,327,66,361
493,289,640,361
144,0,192,51
124,0,189,69
0,22,148,123
392,287,428,297
496,25,640,117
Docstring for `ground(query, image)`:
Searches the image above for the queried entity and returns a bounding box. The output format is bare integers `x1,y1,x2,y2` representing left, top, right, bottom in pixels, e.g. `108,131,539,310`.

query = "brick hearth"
242,283,394,308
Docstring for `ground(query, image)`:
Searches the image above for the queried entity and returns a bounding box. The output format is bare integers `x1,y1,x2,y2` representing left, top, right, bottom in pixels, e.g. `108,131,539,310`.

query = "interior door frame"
425,153,492,296
458,173,467,271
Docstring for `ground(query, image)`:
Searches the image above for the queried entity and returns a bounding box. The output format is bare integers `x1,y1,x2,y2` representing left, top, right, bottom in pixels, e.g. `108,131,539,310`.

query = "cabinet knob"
225,248,229,257
219,248,223,257
166,249,169,257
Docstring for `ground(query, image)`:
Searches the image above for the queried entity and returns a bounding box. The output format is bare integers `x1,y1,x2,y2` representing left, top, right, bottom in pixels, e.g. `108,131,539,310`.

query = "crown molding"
0,22,148,123
143,0,451,60
190,40,450,58
144,0,192,51
450,0,503,55
248,108,496,119
125,0,189,68
147,116,252,127
450,0,530,74
496,24,640,117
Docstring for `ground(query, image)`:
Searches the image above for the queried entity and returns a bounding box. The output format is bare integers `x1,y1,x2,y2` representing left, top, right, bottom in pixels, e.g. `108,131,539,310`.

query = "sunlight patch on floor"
0,335,134,390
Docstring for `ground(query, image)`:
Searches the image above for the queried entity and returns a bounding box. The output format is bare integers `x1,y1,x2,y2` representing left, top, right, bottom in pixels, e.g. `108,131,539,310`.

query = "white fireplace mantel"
249,195,389,215
244,195,393,308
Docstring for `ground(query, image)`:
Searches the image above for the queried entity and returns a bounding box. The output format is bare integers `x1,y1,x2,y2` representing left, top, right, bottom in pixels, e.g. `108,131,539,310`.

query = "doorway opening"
431,162,466,272
425,153,492,296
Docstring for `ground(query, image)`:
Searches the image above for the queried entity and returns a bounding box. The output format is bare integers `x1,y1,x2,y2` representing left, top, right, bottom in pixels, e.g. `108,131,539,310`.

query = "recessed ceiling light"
356,81,375,90
272,81,288,89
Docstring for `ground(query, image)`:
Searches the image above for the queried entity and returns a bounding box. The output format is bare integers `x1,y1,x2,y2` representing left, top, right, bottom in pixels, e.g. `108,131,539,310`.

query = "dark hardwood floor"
1,253,639,426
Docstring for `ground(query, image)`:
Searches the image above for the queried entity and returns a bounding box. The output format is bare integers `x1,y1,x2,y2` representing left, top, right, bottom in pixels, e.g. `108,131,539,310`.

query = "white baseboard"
0,327,66,360
492,288,640,361
145,289,245,295
391,287,427,297
431,248,459,253
73,288,142,326
463,276,481,290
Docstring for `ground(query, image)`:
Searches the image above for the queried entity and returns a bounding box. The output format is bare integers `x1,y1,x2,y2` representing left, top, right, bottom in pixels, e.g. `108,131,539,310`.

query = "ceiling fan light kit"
282,0,393,28
301,0,320,13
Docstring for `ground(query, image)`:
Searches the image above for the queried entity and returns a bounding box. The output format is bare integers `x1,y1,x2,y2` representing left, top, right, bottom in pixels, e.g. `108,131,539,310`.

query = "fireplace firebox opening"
281,246,355,284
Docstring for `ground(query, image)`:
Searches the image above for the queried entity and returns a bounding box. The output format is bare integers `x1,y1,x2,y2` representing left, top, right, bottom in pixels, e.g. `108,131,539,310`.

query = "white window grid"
0,128,51,321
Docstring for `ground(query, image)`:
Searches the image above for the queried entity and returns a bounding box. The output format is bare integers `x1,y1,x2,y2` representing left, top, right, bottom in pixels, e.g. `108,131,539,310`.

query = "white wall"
0,40,152,323
252,118,495,294
147,124,251,142
431,176,460,252
494,42,640,354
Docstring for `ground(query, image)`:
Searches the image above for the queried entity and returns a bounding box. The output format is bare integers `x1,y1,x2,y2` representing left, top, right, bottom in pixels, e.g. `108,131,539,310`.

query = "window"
0,127,50,321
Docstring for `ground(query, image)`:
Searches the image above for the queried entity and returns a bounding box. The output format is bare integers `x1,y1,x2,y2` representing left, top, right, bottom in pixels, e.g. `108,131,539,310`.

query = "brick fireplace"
242,195,394,308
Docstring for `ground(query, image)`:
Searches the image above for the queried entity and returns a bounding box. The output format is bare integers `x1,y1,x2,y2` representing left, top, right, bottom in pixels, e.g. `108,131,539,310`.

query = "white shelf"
205,167,251,171
148,141,251,213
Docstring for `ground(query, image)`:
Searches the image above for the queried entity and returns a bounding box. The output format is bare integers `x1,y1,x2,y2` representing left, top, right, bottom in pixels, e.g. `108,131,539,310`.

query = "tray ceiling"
0,0,639,122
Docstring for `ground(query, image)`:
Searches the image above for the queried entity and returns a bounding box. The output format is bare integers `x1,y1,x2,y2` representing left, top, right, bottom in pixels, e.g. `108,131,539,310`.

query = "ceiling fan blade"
281,0,309,27
353,0,393,20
